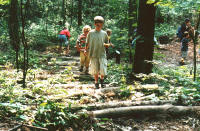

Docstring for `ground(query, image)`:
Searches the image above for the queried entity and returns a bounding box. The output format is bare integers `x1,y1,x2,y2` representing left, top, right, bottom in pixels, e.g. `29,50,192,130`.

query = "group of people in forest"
58,16,113,88
57,16,195,87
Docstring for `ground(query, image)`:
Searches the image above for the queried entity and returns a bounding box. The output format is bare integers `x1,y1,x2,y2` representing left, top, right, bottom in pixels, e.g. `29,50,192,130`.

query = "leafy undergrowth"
0,46,200,130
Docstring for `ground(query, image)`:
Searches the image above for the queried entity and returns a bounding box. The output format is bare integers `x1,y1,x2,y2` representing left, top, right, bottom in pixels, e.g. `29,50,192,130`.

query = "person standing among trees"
180,32,190,64
86,16,112,88
105,29,114,59
76,25,91,74
58,26,71,55
177,18,191,41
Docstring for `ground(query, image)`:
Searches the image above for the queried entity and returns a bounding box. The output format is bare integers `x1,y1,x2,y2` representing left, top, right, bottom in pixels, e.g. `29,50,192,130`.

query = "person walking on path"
177,18,192,41
86,16,113,88
58,27,71,55
76,25,91,74
180,31,190,65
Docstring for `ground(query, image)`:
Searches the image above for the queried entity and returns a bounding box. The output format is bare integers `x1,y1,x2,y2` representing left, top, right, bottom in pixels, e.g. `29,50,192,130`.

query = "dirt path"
1,45,200,130
157,38,200,65
43,46,200,130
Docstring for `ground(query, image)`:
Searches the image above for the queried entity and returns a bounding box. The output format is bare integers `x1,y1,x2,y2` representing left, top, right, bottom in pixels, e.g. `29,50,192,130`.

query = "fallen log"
98,87,121,93
22,124,48,131
88,105,200,118
72,100,177,111
98,84,160,94
7,123,48,131
48,61,78,66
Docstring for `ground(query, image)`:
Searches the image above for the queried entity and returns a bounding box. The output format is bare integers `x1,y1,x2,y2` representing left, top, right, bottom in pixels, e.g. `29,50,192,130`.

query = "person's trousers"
80,51,90,68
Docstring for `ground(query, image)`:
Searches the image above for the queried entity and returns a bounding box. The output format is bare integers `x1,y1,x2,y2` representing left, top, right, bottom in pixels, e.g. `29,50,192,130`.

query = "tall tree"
25,0,30,20
8,0,20,71
128,0,135,63
193,12,200,81
78,0,82,26
20,0,28,88
128,0,135,37
70,0,74,29
133,0,156,74
62,0,66,25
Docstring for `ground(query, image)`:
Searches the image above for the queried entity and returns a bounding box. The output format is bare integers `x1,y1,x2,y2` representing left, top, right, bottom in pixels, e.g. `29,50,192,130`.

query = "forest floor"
0,41,200,130
156,38,200,65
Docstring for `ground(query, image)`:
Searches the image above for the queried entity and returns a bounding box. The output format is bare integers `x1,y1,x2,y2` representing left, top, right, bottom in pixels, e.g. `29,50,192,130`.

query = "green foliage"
106,61,132,86
27,22,56,51
155,23,176,38
33,100,78,129
153,53,165,61
0,0,9,5
0,47,47,69
1,0,200,128
0,49,15,65
153,0,200,39
0,102,28,121
120,85,135,98
0,86,14,102
152,64,200,102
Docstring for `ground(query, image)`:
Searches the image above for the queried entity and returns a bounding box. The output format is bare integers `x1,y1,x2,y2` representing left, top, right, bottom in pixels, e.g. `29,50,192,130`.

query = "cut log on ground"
98,84,160,94
72,100,178,111
88,105,200,119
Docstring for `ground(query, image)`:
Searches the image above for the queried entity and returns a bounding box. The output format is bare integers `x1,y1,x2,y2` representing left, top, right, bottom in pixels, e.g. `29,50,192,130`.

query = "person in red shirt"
76,25,91,74
58,27,71,55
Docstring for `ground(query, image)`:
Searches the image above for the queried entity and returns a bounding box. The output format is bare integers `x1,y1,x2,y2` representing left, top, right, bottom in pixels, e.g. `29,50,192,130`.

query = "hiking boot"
100,79,106,88
95,83,99,89
179,58,185,65
79,66,83,72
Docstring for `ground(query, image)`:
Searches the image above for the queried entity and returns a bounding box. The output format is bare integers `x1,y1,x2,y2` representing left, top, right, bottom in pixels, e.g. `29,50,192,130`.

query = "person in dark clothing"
177,18,191,41
180,31,190,65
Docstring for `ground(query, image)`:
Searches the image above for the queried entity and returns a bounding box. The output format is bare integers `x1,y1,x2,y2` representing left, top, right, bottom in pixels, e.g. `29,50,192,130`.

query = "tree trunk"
62,0,66,25
90,0,93,5
98,0,100,14
89,105,200,118
25,0,30,20
78,0,82,26
8,0,20,71
128,0,135,38
133,0,156,74
70,0,74,29
20,0,28,88
128,0,135,63
45,9,48,37
193,12,200,81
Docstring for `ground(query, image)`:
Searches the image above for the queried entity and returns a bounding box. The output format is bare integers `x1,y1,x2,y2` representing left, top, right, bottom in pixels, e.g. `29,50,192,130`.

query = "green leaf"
19,115,29,121
0,0,10,5
101,118,110,121
147,0,155,4
40,102,47,107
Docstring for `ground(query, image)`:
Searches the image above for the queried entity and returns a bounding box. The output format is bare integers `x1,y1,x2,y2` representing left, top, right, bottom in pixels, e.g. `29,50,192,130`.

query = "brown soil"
156,38,200,65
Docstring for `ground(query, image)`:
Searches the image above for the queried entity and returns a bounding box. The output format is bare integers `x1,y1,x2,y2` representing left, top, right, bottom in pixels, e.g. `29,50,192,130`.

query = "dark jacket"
179,23,190,40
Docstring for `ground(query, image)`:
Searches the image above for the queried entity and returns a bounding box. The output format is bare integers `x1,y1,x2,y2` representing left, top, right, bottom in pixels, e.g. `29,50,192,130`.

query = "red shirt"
77,34,87,48
59,29,71,38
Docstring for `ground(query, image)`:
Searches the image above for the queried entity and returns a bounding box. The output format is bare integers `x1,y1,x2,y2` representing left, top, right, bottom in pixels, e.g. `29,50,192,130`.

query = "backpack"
177,26,182,39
